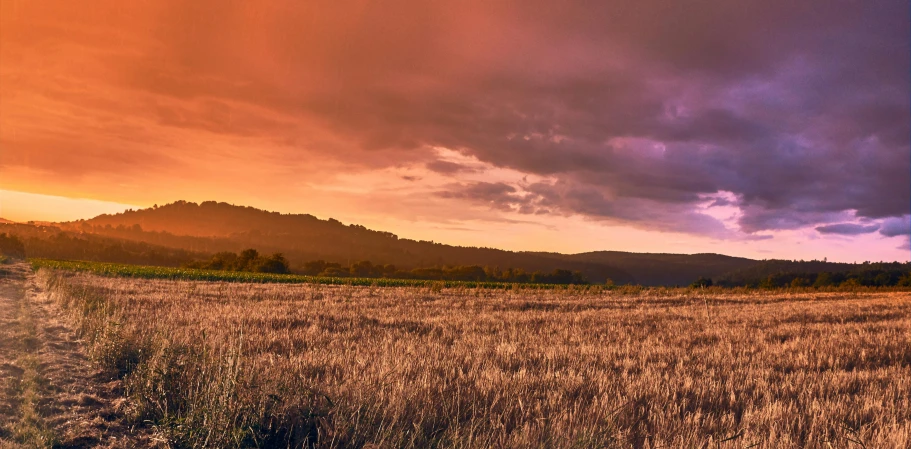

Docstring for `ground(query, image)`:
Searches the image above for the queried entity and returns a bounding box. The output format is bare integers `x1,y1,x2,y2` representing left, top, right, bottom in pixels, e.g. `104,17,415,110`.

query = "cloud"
900,238,911,252
707,197,734,208
1,0,907,243
425,160,478,175
436,182,523,212
815,223,880,235
437,180,776,240
880,215,911,238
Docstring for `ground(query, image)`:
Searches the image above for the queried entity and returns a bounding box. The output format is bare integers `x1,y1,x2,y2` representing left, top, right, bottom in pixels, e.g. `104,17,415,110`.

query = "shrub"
0,233,26,259
691,276,713,288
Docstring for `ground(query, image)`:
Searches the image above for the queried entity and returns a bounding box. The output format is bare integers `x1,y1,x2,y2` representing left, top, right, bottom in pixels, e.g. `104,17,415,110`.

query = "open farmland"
3,266,911,448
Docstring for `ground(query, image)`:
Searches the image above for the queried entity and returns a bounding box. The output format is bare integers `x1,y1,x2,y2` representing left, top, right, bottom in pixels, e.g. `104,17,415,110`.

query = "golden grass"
1,269,56,448
38,269,911,448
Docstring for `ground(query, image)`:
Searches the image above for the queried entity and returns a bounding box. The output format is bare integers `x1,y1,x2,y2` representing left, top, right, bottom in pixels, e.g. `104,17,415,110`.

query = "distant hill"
553,251,758,286
0,221,203,266
46,200,903,286
65,201,638,283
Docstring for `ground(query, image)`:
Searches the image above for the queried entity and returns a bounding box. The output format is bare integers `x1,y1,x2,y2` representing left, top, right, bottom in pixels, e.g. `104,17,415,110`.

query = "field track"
0,263,156,448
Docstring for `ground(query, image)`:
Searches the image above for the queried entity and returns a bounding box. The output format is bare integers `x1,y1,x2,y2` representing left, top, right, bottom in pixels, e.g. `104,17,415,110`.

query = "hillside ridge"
27,200,899,286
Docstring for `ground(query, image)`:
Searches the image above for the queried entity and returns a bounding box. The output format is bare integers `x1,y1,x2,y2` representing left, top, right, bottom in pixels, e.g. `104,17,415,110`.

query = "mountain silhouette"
55,200,763,285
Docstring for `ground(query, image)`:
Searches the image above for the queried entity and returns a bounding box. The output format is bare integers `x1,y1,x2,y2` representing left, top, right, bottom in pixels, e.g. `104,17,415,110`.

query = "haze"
1,1,908,262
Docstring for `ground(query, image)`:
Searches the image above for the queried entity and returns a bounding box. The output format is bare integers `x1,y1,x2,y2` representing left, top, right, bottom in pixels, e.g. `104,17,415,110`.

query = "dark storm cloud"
880,216,911,238
436,182,524,212
3,0,908,239
438,180,775,240
880,215,911,253
425,161,478,175
815,223,881,235
267,0,906,236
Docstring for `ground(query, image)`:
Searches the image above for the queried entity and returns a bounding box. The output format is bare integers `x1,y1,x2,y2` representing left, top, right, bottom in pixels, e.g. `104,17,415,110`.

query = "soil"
0,263,159,448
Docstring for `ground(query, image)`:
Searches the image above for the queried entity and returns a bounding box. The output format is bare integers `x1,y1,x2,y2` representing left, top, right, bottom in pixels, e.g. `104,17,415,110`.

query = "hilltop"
63,201,635,283
6,200,889,286
58,200,752,285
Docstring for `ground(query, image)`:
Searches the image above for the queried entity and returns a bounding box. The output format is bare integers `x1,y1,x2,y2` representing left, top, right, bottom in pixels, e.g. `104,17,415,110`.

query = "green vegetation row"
30,259,567,289
714,261,911,288
188,248,589,284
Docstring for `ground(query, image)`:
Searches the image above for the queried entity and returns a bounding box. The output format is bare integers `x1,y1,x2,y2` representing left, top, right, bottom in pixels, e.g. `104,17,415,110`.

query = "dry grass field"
25,268,911,448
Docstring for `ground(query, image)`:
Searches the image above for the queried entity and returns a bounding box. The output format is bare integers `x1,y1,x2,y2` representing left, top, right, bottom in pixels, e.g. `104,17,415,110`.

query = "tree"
839,278,861,288
897,273,911,287
237,249,260,271
0,233,26,260
790,277,810,288
572,271,587,284
207,252,238,270
813,272,833,288
320,266,349,277
255,253,289,274
873,272,893,286
302,260,329,275
350,260,375,277
691,276,712,288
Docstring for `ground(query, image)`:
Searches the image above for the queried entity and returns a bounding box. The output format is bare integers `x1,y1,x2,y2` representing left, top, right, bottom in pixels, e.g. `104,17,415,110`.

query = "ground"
1,263,910,448
0,263,156,448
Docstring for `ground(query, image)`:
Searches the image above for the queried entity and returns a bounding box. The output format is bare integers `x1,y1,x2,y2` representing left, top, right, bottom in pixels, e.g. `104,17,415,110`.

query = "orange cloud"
1,0,907,261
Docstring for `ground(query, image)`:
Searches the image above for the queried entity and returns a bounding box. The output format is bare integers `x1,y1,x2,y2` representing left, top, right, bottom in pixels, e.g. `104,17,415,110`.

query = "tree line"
0,225,198,267
184,249,290,274
0,233,26,260
711,263,911,288
186,250,589,284
299,259,588,283
7,220,910,289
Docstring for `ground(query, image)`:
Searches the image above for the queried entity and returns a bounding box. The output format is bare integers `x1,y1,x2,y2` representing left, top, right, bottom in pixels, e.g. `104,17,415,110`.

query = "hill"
0,221,203,266
554,251,758,286
56,200,763,285
49,200,906,286
64,201,635,283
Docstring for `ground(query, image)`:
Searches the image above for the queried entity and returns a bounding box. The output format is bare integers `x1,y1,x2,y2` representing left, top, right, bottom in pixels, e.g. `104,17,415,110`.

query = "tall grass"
39,269,911,448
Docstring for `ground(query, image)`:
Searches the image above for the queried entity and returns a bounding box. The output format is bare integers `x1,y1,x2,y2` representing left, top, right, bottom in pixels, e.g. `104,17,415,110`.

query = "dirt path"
0,263,157,448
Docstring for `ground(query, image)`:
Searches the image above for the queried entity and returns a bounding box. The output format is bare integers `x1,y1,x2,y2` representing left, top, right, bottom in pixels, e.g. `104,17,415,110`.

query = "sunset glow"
1,0,908,261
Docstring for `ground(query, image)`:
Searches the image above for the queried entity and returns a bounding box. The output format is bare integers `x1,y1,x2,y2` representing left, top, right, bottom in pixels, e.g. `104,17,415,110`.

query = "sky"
0,0,908,262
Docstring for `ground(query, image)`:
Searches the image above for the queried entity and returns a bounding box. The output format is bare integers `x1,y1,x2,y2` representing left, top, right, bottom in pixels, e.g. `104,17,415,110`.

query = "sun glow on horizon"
0,189,141,223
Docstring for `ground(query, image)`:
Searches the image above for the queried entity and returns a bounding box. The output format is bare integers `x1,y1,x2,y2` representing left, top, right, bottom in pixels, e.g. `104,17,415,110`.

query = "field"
2,265,910,448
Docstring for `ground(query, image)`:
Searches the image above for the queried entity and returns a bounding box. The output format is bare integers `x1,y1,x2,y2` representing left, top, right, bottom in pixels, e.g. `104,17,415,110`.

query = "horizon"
1,189,906,265
1,1,908,263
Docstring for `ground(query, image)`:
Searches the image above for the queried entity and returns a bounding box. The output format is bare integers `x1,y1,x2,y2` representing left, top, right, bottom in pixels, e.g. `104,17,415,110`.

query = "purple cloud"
425,160,478,175
815,223,881,235
436,182,523,212
880,215,911,238
2,1,907,241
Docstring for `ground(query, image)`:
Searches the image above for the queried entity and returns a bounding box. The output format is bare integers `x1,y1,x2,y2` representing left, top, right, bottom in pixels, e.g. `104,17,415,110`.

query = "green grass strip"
29,258,563,289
